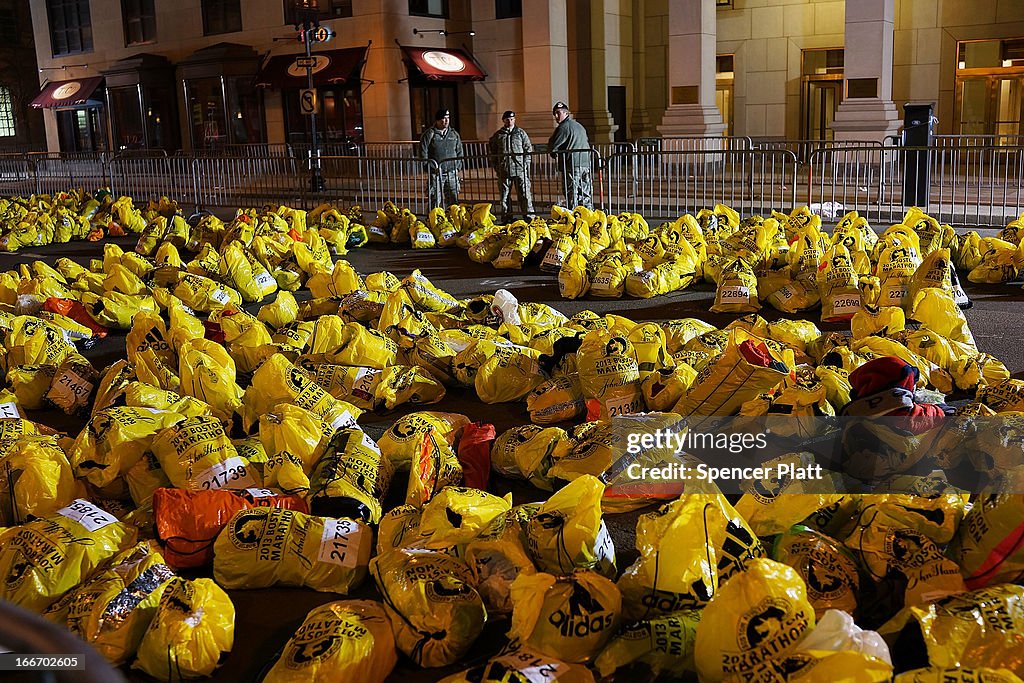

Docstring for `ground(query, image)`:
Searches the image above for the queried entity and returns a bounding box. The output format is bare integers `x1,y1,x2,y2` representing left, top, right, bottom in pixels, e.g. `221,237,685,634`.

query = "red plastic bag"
44,297,108,338
457,422,495,490
153,487,308,568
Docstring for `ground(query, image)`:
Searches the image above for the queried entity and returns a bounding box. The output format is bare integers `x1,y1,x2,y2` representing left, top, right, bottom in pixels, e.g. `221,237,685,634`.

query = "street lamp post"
295,0,325,193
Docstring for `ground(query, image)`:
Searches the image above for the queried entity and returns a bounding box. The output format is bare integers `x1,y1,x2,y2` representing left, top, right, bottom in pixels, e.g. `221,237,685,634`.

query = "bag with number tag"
526,474,616,578
243,353,363,432
576,330,642,421
45,355,98,416
152,487,308,569
214,507,371,592
818,244,862,322
877,240,921,309
711,258,759,313
151,415,259,492
70,407,185,489
0,499,136,612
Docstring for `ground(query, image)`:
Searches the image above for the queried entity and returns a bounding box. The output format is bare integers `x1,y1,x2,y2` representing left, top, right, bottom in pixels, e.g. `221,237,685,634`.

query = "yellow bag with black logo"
70,407,184,489
695,558,816,683
876,240,921,309
576,330,642,420
818,244,862,322
879,585,1024,676
508,571,621,663
618,488,764,622
675,330,793,417
178,338,244,421
214,507,371,592
45,542,175,666
152,415,258,492
263,600,397,683
133,576,234,680
0,434,80,526
312,428,390,515
712,258,759,313
595,610,701,679
244,354,363,432
257,290,299,330
492,425,566,490
5,316,78,367
370,549,487,667
376,411,468,471
771,525,859,618
259,403,334,494
527,375,587,425
475,343,545,404
558,247,590,300
0,500,136,612
526,475,615,577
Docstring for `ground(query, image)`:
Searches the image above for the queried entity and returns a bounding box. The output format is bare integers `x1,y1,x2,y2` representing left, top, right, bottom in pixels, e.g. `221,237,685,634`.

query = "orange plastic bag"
152,487,309,569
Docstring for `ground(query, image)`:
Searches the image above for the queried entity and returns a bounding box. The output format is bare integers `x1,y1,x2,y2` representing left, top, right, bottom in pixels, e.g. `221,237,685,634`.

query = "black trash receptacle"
902,102,935,208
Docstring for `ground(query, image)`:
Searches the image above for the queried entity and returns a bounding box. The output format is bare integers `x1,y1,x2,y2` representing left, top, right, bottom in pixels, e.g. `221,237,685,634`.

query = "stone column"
569,0,617,144
516,0,570,137
831,0,901,142
657,0,725,136
629,0,656,139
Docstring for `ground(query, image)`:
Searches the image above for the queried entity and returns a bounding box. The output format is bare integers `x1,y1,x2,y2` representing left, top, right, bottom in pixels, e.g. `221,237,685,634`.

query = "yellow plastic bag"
376,411,469,471
369,549,486,667
491,425,566,490
0,434,79,526
309,427,395,523
263,600,397,683
877,241,921,308
151,415,258,492
694,558,816,682
475,343,545,404
70,407,184,488
527,375,587,425
771,525,859,618
214,507,371,592
819,244,862,322
45,542,175,666
878,585,1024,676
895,669,1024,683
133,576,234,680
576,331,642,419
618,488,763,621
712,258,759,313
244,354,363,432
257,290,299,330
526,474,615,577
558,247,590,299
675,330,793,417
595,610,700,679
5,316,78,367
0,500,135,612
179,339,244,421
508,571,621,663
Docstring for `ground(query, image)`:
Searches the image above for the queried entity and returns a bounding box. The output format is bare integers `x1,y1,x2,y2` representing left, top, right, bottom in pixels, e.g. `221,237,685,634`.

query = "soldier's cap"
502,110,515,120
435,108,450,120
552,101,569,112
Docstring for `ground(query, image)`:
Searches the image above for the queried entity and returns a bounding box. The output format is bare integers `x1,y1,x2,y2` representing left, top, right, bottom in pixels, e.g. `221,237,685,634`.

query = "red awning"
256,46,367,88
401,46,486,82
30,77,104,108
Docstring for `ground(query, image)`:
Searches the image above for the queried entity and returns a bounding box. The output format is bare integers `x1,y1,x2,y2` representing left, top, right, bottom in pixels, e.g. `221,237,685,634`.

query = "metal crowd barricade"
109,154,197,208
450,148,605,215
808,143,1024,227
0,155,36,197
316,155,440,217
193,154,305,211
30,152,110,196
605,147,798,219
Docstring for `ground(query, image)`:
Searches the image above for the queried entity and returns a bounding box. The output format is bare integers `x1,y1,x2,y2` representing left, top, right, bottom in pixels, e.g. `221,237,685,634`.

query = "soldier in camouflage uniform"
488,110,535,223
419,109,464,210
547,101,593,210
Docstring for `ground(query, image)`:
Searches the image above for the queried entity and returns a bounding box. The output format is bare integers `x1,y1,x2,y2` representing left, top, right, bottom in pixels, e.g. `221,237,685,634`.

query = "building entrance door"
802,77,842,141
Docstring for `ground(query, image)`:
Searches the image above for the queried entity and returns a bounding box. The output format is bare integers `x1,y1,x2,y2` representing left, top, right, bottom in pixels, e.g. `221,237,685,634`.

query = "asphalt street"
3,234,1024,683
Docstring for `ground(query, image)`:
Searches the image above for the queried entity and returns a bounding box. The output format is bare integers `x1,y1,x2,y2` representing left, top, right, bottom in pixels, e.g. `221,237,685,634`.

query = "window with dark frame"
202,0,242,36
409,0,448,19
284,0,352,24
122,0,156,45
0,8,18,45
46,0,93,56
0,87,15,137
495,0,520,19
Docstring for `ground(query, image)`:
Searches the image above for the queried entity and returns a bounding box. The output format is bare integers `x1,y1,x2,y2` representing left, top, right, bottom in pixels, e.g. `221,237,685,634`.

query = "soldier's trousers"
429,171,461,210
498,174,535,220
563,168,593,210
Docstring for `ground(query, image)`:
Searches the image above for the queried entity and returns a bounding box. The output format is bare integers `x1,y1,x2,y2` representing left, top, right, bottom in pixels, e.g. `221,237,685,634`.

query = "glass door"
994,76,1024,138
802,78,842,141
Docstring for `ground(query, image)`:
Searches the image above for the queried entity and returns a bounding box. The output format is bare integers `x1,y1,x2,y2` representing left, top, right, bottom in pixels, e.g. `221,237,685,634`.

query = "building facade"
26,0,1024,152
0,0,45,152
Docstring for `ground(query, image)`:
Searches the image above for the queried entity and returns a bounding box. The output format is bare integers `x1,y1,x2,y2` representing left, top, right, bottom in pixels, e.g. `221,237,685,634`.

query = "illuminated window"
0,87,16,137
